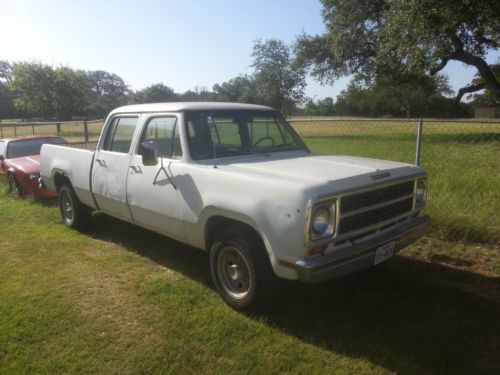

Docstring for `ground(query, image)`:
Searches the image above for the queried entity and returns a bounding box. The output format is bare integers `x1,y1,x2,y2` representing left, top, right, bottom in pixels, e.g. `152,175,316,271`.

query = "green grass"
0,189,499,374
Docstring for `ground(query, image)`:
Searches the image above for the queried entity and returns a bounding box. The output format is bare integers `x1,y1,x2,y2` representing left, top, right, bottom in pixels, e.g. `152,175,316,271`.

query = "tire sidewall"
210,234,272,310
58,185,77,228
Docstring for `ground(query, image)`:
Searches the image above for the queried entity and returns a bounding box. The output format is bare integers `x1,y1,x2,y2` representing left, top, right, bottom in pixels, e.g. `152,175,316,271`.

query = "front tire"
8,174,23,198
58,184,90,229
210,228,277,310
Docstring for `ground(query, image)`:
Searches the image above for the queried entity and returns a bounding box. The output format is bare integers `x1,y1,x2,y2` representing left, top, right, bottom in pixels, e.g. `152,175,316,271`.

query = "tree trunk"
451,36,500,101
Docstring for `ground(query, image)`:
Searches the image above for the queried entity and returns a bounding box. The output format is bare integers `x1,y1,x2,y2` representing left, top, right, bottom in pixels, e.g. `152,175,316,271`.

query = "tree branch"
455,82,485,103
450,35,500,102
430,58,449,75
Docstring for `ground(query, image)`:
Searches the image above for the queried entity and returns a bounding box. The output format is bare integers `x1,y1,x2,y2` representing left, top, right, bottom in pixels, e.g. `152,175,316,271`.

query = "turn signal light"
308,245,327,257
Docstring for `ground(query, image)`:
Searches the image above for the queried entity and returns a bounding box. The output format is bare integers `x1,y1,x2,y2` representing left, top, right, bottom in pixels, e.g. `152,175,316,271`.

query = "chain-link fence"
289,117,500,244
2,116,498,244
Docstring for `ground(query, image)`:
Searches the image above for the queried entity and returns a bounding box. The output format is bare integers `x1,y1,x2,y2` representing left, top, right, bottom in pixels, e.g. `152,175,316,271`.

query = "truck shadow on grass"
86,213,500,375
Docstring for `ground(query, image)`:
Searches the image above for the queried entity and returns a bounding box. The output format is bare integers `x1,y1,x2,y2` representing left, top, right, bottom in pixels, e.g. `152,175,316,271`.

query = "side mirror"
139,141,159,166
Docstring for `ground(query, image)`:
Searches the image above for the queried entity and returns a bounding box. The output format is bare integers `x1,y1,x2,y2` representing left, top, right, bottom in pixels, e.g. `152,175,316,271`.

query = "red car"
0,136,67,198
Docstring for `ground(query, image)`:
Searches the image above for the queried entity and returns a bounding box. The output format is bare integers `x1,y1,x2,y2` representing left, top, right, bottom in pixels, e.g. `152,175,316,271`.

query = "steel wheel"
58,184,91,230
60,189,74,224
216,246,253,300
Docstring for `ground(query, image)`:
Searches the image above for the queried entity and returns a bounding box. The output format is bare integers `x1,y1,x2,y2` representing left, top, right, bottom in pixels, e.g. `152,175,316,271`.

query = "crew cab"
40,102,430,309
0,136,67,198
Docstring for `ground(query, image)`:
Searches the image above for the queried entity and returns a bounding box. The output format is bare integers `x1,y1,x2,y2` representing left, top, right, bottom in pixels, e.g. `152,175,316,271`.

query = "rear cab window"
101,116,139,153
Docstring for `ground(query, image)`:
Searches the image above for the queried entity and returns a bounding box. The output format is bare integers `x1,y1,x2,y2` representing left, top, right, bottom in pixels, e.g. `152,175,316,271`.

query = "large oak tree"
295,0,500,102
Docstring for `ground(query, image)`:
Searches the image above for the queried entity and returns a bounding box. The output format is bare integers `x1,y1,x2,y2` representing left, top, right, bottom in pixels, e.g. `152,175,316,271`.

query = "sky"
1,0,498,100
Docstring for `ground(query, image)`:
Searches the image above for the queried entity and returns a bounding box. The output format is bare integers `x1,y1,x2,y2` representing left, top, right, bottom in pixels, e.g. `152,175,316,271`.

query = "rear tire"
58,184,90,229
210,228,278,310
8,174,24,199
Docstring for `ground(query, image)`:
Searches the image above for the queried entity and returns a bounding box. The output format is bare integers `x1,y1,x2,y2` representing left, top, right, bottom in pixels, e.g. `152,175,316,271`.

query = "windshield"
7,137,67,159
184,110,308,160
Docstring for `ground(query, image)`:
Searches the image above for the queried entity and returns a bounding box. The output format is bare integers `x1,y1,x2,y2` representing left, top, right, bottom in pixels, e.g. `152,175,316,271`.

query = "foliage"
212,75,256,103
251,39,306,115
303,97,336,116
309,73,471,118
84,70,129,117
130,83,177,104
469,63,500,106
9,62,89,120
295,0,500,102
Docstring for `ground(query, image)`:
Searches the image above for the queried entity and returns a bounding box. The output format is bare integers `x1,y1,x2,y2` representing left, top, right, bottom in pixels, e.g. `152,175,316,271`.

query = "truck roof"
110,102,274,115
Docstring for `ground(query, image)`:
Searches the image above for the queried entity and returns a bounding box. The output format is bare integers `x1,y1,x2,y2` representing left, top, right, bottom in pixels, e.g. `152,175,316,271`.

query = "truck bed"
40,144,96,208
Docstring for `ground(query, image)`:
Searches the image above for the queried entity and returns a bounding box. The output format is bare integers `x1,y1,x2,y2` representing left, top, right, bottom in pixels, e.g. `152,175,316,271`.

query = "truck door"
126,115,185,240
91,116,139,220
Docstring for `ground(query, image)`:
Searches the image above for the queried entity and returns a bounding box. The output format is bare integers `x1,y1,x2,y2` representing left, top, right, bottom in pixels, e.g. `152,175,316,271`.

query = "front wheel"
8,174,24,198
58,184,90,229
210,229,277,310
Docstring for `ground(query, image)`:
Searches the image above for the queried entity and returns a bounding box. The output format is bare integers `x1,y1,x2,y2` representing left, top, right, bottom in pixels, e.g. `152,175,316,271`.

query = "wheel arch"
53,171,72,192
203,213,278,273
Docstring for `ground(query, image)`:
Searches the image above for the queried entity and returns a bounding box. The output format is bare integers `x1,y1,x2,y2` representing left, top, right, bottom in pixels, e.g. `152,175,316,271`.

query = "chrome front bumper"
295,215,431,283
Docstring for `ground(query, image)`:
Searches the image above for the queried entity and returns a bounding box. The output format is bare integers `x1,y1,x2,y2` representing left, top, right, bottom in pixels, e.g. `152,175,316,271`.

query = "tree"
212,75,256,103
334,73,459,117
295,0,500,103
85,70,128,117
130,83,178,104
251,39,306,115
469,63,500,106
0,60,11,83
0,60,17,119
303,97,336,116
9,62,89,119
179,85,216,102
51,67,90,119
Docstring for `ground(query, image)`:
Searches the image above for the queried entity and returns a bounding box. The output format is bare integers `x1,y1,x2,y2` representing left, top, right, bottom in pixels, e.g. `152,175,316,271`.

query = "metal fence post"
14,124,17,137
56,122,61,136
415,118,423,166
83,117,89,142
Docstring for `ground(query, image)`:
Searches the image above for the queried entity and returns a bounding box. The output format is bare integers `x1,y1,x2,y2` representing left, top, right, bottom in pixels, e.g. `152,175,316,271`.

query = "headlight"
415,179,427,205
29,173,40,180
309,201,336,240
312,207,330,234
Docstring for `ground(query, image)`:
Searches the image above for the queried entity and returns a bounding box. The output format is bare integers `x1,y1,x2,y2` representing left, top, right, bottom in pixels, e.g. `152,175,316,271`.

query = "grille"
341,181,414,213
337,180,415,236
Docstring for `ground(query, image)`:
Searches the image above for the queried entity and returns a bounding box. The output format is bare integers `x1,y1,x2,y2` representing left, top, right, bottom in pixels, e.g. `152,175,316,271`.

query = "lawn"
1,117,499,374
0,188,499,374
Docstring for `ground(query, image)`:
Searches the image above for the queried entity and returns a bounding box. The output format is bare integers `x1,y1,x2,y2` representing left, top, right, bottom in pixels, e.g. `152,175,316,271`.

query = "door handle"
95,159,107,167
130,165,142,173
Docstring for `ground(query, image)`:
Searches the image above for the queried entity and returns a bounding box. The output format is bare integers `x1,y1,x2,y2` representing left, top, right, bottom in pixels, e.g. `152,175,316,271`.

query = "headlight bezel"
308,200,337,241
415,178,427,207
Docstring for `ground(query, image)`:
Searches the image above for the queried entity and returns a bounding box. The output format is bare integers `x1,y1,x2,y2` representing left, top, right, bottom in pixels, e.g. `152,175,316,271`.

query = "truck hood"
6,155,41,174
212,152,423,190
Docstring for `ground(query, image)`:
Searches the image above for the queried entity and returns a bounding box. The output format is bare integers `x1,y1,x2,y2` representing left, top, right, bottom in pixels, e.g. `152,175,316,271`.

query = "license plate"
374,241,395,265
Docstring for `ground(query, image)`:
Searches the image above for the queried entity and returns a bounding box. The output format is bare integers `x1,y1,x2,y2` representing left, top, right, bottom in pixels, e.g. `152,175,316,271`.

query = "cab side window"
140,117,182,159
102,117,138,153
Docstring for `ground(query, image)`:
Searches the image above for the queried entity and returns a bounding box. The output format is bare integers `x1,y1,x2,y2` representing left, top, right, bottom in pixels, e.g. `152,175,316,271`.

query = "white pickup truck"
40,102,430,309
